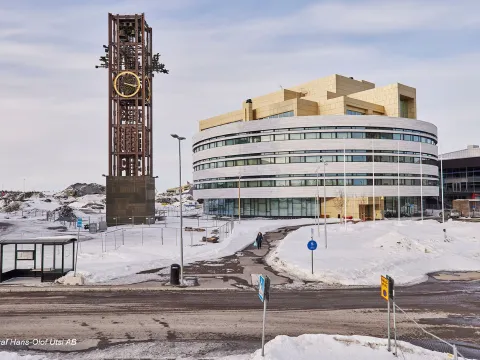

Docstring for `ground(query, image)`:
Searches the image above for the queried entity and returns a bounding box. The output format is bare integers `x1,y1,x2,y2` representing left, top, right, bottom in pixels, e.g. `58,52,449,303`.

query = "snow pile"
65,194,105,210
267,220,480,285
227,334,461,360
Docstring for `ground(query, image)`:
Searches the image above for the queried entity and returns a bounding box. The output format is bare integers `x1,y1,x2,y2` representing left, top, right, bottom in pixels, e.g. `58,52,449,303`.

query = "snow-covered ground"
0,334,464,359
0,199,316,284
268,219,480,286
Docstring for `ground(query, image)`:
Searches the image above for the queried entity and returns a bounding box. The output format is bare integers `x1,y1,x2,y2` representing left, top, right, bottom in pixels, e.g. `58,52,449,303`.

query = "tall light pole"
315,166,320,236
343,142,347,230
372,139,375,224
318,158,328,248
23,178,26,194
397,141,401,223
171,134,186,284
238,175,241,223
440,152,445,224
420,142,424,223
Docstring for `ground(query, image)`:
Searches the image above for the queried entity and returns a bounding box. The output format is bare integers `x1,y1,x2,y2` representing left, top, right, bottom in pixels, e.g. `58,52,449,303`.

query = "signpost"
307,238,317,275
381,275,396,355
74,218,82,276
258,274,270,357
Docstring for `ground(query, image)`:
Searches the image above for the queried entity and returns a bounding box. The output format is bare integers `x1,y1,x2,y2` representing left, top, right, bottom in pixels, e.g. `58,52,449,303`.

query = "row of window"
346,110,365,115
195,178,439,190
193,132,436,152
258,111,294,120
204,196,428,217
194,149,437,166
197,172,438,183
194,155,438,171
194,126,437,149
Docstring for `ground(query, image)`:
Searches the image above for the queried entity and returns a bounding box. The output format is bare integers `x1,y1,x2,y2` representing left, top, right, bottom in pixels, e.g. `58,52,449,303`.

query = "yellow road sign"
381,275,389,301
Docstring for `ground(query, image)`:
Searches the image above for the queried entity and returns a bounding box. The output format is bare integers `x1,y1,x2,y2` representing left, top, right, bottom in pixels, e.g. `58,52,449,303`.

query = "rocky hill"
55,183,105,198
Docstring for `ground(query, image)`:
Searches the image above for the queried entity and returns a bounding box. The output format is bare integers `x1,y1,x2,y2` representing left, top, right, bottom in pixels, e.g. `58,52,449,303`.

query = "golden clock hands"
124,82,138,88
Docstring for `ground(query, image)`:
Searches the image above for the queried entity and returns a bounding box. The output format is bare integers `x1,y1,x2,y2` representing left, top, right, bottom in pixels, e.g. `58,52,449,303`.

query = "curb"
0,285,248,293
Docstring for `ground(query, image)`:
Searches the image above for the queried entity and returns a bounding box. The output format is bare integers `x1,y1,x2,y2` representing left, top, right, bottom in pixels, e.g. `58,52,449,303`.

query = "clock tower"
97,13,168,226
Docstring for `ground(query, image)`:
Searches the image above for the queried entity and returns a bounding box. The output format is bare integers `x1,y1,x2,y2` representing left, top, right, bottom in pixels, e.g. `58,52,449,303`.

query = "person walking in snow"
255,232,263,249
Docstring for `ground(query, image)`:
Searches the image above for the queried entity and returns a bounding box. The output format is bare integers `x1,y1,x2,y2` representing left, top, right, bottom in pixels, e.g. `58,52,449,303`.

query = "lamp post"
440,152,445,224
238,175,241,223
171,133,186,284
317,158,328,248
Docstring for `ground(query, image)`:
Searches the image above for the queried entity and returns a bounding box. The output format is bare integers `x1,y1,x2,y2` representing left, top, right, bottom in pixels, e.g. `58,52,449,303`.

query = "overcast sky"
1,0,479,192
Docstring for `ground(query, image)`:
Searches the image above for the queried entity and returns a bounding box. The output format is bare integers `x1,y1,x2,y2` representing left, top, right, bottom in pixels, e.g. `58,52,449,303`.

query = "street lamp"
238,175,241,224
171,133,186,285
317,158,328,248
440,153,445,224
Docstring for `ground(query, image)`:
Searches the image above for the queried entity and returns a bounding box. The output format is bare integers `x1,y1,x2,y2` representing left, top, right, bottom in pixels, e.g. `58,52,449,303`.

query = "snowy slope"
267,219,480,285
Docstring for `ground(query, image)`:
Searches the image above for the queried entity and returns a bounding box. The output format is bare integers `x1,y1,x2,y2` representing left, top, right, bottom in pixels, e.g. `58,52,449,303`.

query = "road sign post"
307,237,318,275
74,218,83,276
381,275,395,354
258,274,270,357
387,275,397,356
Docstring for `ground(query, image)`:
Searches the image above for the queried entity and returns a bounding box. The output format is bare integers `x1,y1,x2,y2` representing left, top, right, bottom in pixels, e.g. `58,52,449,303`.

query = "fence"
97,219,235,253
392,302,468,359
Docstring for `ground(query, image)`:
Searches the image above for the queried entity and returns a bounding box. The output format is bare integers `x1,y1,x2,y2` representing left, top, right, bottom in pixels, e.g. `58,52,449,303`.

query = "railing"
98,218,234,253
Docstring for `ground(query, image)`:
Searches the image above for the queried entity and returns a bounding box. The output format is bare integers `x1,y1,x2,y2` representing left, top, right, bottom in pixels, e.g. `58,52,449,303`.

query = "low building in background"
441,145,480,208
193,74,439,219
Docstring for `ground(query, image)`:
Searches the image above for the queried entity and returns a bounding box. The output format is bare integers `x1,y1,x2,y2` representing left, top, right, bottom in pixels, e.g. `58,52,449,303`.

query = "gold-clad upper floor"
199,74,417,131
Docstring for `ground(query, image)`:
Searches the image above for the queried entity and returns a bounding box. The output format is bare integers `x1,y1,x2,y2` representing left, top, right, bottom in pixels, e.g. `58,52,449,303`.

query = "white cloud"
0,0,479,191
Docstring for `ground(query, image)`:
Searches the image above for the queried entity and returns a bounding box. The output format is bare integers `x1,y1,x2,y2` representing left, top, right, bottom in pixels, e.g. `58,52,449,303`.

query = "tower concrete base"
106,176,155,226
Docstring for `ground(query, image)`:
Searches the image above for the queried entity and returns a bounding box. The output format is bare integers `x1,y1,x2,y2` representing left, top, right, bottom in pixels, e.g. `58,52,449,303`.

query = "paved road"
0,283,478,358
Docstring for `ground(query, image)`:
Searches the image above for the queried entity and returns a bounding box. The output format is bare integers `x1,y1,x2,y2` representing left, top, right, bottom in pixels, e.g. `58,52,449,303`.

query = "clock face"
145,77,151,103
113,71,141,98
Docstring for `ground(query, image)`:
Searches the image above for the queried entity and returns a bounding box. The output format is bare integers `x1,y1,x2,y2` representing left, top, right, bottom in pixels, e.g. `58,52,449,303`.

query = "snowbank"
267,219,480,285
228,334,461,360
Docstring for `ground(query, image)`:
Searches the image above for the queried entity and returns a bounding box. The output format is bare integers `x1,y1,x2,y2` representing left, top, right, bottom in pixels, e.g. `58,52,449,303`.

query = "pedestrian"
256,232,263,249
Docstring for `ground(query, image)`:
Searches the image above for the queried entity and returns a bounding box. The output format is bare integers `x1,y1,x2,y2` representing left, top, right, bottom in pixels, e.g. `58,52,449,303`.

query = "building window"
258,111,294,120
346,110,365,115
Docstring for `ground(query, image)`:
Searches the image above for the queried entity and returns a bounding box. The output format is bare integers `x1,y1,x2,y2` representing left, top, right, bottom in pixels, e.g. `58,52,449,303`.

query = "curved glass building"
193,74,439,219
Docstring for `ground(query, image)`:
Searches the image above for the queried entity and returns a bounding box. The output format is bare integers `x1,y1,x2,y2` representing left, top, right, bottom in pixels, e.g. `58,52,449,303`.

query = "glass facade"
196,177,438,190
204,197,428,218
258,111,294,120
193,127,437,152
194,154,437,171
443,165,480,207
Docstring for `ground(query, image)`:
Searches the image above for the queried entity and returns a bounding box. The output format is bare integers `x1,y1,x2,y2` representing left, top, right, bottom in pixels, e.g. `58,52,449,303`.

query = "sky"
0,0,479,192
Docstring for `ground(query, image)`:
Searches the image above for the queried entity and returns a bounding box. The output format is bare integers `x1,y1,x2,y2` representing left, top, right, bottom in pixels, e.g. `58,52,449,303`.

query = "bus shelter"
0,236,77,283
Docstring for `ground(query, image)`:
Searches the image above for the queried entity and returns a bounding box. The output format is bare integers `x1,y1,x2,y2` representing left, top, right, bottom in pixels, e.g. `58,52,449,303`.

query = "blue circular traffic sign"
307,240,317,251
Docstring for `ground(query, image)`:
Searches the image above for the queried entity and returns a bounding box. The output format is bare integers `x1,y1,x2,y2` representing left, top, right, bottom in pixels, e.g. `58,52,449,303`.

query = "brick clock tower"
96,13,168,226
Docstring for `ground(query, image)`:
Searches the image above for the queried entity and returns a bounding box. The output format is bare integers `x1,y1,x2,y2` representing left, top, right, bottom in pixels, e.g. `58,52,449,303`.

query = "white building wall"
192,115,439,200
